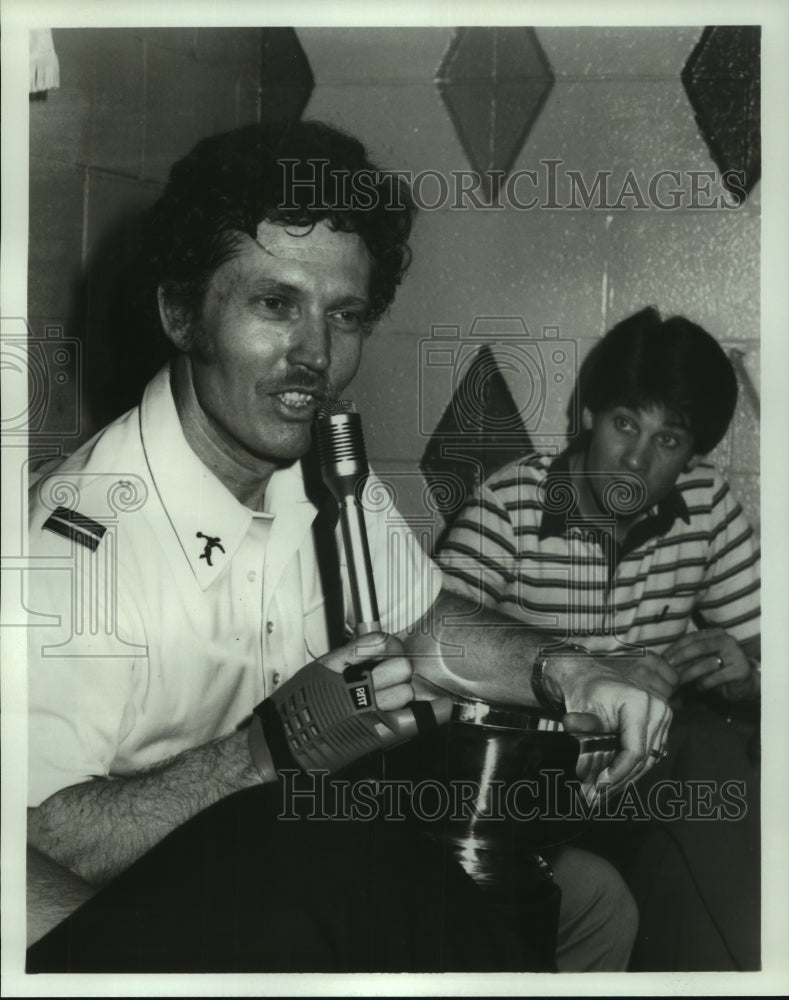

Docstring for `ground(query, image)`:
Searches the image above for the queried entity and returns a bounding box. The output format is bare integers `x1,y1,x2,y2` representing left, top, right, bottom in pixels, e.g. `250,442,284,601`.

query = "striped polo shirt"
437,451,760,656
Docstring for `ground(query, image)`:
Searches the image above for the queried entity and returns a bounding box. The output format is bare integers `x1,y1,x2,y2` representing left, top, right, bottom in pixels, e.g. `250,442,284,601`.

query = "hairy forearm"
27,728,266,886
27,845,98,945
403,588,558,707
405,589,673,791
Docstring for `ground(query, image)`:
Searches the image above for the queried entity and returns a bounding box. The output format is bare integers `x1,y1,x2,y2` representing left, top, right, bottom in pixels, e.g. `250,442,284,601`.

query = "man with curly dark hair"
26,122,668,972
140,120,415,337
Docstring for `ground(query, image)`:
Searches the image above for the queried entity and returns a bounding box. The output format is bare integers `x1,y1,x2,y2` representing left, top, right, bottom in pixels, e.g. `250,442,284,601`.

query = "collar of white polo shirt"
139,364,318,591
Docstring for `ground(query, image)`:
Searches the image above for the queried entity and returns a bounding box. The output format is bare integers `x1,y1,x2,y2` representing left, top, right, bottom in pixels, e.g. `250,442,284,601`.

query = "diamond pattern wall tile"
259,28,314,123
420,344,533,528
681,26,761,196
436,27,554,199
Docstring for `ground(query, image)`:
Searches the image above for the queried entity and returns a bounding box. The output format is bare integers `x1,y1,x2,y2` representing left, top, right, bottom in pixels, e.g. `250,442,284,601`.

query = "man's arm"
402,588,672,790
28,633,418,888
661,470,761,700
27,846,98,945
28,728,264,886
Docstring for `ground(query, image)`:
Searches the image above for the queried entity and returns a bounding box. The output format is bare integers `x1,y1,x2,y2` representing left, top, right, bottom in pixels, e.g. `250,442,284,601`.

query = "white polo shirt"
27,366,441,807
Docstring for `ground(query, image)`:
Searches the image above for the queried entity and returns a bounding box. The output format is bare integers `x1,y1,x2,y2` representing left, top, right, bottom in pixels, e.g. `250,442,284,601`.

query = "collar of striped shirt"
537,448,691,557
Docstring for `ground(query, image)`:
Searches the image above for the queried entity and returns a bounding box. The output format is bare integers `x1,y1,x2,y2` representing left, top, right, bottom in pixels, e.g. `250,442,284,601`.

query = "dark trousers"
27,773,560,973
578,703,760,971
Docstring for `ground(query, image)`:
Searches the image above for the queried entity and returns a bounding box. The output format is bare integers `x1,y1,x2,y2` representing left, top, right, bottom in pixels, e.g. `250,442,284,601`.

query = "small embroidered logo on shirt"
196,532,225,566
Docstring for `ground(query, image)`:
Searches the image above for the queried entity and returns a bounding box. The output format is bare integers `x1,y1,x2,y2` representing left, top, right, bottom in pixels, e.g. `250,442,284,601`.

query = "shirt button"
247,571,256,582
272,672,281,687
266,621,274,634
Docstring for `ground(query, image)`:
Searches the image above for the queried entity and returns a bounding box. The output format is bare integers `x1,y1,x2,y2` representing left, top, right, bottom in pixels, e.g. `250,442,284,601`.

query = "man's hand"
320,632,416,711
545,654,672,795
664,628,759,700
598,651,680,701
251,633,452,777
403,590,672,793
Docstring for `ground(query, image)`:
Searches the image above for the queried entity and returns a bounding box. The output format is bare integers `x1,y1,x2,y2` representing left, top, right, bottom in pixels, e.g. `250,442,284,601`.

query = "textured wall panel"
303,83,463,176
386,206,610,344
520,81,733,204
300,27,451,82
142,44,240,182
726,472,760,530
89,31,145,178
193,28,262,68
28,158,85,328
135,28,199,55
28,28,263,444
538,27,701,77
82,172,162,434
348,328,427,463
604,211,759,343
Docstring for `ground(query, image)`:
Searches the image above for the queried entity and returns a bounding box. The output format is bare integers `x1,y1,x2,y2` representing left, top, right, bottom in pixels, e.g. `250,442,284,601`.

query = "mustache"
269,372,331,400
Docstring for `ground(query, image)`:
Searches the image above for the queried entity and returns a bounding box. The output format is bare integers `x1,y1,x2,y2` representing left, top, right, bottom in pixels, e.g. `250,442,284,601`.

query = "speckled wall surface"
299,26,761,532
28,28,263,440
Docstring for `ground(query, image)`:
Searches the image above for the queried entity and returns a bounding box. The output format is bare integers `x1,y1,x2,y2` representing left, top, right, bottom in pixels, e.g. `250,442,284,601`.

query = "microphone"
251,401,450,780
314,400,381,636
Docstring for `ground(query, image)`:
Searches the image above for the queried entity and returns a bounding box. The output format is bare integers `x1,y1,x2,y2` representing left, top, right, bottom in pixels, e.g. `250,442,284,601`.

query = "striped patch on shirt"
42,506,107,552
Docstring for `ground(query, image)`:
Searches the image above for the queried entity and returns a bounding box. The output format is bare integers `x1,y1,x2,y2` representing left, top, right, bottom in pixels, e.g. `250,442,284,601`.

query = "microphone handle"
336,492,381,636
315,403,383,637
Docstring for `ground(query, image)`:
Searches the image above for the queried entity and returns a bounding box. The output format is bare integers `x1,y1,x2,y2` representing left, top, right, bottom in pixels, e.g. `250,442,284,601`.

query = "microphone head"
315,400,369,492
316,400,358,419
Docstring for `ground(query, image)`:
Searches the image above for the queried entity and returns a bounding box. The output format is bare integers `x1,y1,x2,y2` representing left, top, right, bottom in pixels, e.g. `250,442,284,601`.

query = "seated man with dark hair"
26,122,669,972
438,307,761,970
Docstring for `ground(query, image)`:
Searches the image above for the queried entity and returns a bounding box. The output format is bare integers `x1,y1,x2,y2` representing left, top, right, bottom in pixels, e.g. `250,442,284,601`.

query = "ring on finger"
715,655,724,670
649,745,669,761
